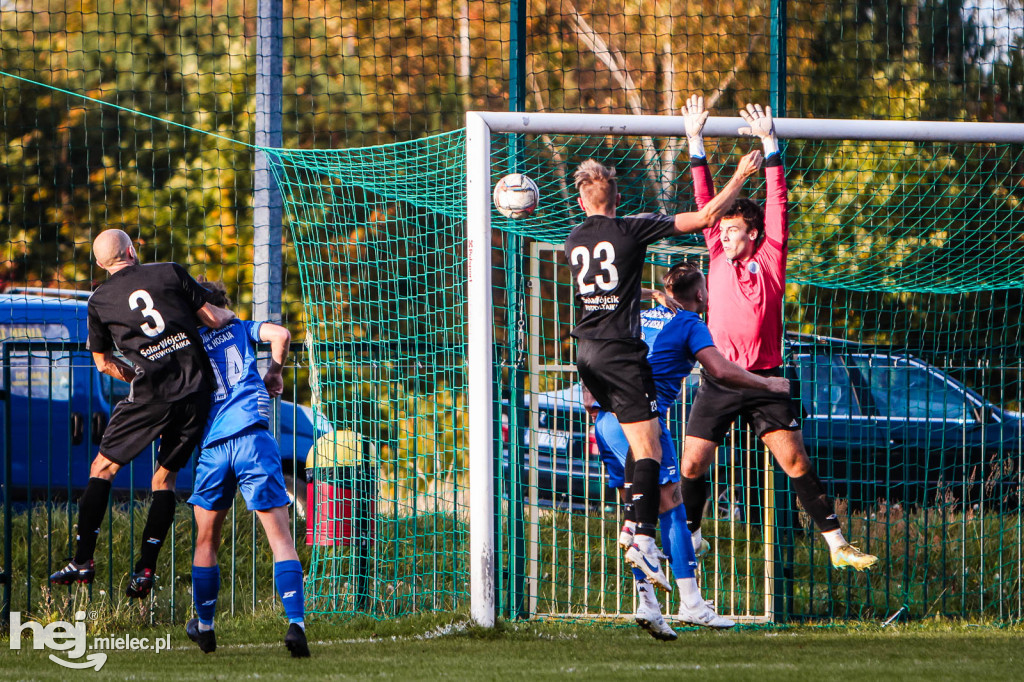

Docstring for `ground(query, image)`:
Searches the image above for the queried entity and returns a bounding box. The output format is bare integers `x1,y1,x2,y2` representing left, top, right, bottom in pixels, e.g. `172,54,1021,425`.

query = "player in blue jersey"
184,281,309,658
594,261,789,639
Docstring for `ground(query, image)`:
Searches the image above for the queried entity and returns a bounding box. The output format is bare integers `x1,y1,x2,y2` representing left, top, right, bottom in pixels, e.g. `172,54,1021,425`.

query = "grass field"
3,613,1023,681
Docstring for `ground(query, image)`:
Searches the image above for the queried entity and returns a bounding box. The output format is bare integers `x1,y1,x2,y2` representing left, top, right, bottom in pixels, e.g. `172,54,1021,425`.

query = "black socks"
74,477,112,564
792,470,841,532
135,490,177,572
632,458,660,537
680,475,708,533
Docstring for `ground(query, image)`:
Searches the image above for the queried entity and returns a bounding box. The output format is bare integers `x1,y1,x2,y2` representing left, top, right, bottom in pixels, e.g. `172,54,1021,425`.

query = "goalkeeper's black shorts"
685,367,801,445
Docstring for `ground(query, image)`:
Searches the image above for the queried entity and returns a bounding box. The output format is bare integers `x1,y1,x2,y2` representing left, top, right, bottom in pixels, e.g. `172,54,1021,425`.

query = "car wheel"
714,485,746,524
283,473,308,520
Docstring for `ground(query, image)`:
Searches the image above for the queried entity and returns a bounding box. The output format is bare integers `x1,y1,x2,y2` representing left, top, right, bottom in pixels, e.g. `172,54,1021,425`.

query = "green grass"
1,501,311,625
2,616,1023,681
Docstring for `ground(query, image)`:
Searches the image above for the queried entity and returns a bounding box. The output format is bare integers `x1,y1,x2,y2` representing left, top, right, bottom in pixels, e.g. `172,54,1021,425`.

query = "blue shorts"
593,410,679,489
188,425,291,512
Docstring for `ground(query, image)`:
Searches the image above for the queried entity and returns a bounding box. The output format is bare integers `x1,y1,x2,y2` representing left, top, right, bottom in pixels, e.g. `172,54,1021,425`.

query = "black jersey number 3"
570,241,620,294
129,289,167,337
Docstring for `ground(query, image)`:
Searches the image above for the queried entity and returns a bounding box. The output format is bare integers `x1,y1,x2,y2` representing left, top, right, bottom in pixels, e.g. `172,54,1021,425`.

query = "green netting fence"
269,126,1024,622
1,0,1022,628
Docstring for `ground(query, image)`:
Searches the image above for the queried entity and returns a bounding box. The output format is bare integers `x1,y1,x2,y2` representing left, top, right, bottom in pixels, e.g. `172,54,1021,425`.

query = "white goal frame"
465,111,1024,627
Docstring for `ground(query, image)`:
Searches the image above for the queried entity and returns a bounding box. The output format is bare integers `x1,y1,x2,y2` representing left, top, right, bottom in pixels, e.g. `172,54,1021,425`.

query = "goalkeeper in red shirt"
676,95,878,571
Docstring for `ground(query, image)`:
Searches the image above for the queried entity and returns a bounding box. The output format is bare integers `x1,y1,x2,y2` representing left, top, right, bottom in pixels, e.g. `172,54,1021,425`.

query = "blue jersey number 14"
211,345,245,402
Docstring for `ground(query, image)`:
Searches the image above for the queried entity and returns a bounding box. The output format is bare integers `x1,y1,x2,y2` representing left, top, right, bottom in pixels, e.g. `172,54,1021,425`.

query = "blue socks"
630,566,648,585
192,565,220,627
193,561,304,628
274,560,306,626
659,504,697,580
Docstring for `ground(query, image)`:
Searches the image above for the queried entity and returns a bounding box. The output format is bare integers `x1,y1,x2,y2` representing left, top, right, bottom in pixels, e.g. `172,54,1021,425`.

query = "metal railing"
1,341,314,623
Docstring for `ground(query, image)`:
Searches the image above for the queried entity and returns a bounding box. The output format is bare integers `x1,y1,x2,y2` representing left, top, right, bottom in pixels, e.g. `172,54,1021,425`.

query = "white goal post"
465,111,1024,627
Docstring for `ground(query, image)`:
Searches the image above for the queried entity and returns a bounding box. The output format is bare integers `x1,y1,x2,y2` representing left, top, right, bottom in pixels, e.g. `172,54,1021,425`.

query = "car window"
1,350,71,400
794,354,861,417
0,323,69,343
850,355,974,422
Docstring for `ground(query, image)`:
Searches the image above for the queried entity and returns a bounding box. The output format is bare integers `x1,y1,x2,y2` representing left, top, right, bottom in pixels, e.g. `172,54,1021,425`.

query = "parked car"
501,332,1023,514
0,290,321,513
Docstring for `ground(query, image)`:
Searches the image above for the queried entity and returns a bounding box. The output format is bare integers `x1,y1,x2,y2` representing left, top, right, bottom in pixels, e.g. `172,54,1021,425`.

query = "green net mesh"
1,0,1021,627
264,134,469,616
272,127,1024,622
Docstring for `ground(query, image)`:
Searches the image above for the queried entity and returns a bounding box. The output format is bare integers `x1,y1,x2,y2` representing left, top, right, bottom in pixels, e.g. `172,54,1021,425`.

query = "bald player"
50,229,235,598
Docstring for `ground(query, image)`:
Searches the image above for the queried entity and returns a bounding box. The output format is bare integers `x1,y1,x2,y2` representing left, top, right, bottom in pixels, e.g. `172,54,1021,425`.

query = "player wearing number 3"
50,229,235,597
565,152,762,591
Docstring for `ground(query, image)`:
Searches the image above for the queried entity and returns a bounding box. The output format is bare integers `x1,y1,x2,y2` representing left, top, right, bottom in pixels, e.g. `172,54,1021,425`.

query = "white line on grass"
169,621,472,652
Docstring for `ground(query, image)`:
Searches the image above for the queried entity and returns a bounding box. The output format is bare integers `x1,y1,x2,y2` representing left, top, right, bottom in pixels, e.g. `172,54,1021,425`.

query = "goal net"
265,113,1024,625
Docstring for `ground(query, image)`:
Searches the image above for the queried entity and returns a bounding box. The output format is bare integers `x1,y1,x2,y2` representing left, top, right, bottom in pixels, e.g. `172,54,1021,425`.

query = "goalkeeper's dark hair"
722,198,765,249
574,159,617,209
662,261,705,301
198,278,231,308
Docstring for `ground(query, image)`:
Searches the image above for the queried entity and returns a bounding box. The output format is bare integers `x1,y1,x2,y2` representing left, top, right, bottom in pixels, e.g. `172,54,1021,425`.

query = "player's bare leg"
619,418,671,591
761,430,878,571
256,506,309,657
255,506,300,563
193,507,229,567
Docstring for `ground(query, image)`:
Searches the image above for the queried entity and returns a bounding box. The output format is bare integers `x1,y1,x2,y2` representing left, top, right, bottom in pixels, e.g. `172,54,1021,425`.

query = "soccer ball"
493,173,540,219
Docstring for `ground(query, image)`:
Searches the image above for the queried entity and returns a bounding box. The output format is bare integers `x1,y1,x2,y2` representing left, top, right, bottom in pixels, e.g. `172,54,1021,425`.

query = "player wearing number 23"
50,229,235,598
564,156,761,594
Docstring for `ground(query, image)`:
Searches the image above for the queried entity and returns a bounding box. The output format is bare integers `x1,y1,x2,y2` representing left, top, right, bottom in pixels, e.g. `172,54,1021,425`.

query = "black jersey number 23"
570,241,620,294
129,289,167,337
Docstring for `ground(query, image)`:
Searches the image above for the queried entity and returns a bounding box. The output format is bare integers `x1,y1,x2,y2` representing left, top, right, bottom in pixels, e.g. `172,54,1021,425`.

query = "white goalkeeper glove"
682,93,708,158
738,103,779,156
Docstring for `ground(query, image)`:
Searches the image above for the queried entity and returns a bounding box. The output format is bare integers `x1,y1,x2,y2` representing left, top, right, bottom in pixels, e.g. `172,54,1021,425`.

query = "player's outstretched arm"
739,101,788,251
671,150,763,234
197,303,237,330
259,322,291,398
641,288,680,312
738,103,779,157
695,346,789,393
92,351,137,384
683,93,708,159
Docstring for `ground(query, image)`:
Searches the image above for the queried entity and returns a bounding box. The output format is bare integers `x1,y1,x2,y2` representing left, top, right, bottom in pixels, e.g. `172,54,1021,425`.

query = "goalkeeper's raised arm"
738,102,788,260
669,149,762,235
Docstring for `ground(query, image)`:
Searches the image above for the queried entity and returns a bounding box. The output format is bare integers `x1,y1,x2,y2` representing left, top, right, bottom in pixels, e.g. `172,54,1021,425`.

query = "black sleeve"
86,300,112,353
623,213,677,245
171,263,211,311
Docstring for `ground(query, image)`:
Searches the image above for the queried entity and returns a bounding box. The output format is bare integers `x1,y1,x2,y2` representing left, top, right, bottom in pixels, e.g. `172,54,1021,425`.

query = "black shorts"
686,367,800,445
576,338,659,424
99,391,211,472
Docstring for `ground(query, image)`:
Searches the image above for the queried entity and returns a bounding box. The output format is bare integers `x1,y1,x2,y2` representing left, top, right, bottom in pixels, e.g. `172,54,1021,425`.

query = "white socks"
636,580,660,610
691,527,703,554
822,528,848,551
633,534,656,552
677,577,704,610
198,622,213,632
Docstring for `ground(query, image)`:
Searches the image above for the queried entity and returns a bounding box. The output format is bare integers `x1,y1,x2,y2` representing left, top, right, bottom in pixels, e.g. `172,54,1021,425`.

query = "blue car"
0,289,320,512
501,332,1023,514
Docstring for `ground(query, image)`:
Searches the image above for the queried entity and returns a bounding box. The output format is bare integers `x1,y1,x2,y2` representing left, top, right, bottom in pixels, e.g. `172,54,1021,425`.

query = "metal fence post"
254,0,284,327
770,0,793,623
1,344,11,624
